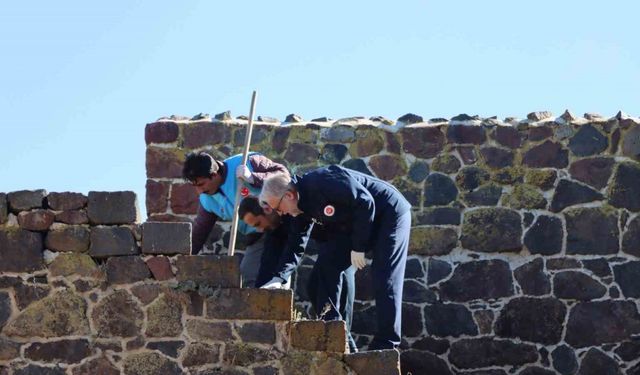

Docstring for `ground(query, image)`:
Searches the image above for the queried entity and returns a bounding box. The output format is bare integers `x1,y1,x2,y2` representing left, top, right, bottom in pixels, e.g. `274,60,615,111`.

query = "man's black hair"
239,196,265,219
182,152,220,182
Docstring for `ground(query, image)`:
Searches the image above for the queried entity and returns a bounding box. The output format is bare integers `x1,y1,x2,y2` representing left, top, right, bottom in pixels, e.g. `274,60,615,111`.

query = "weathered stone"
175,255,241,287
424,303,477,337
146,294,183,337
514,258,551,296
456,166,490,191
271,127,291,153
523,140,569,168
223,343,279,367
168,182,198,215
146,256,173,281
609,162,640,211
46,192,86,211
319,125,355,144
18,210,55,231
89,226,138,257
622,124,640,160
463,183,502,206
582,258,612,278
13,283,50,310
49,253,99,277
427,259,452,285
146,147,184,179
565,300,640,347
345,350,400,375
424,173,458,206
233,125,270,147
494,126,523,149
393,179,421,206
254,366,280,375
13,365,66,375
401,127,445,158
449,338,538,369
401,350,452,375
523,215,563,255
461,208,522,253
473,309,494,335
456,145,478,164
504,184,547,210
0,193,6,224
447,125,486,144
551,179,603,212
409,227,457,255
525,169,558,190
0,337,20,360
567,124,608,157
408,161,429,183
405,258,425,280
54,210,88,224
528,111,554,121
290,320,346,353
25,339,91,364
613,261,640,298
45,225,90,252
432,154,461,174
72,356,119,375
186,319,234,341
385,131,402,154
321,144,349,164
610,127,621,154
106,256,150,284
623,216,640,257
284,143,319,164
141,222,191,255
342,158,373,176
551,345,578,375
480,147,514,169
569,157,615,189
402,303,423,337
351,303,376,334
0,292,10,330
349,128,385,157
440,260,514,302
491,166,525,185
576,348,621,375
495,297,566,344
206,289,292,320
553,271,607,300
7,189,46,212
145,341,185,358
398,113,423,124
92,290,143,338
565,207,619,255
368,154,407,181
237,322,276,344
412,336,449,354
415,207,460,225
145,180,169,214
88,191,139,224
614,340,640,362
4,290,89,337
0,229,43,272
529,126,554,141
403,280,436,304
131,283,161,305
547,258,582,270
123,352,182,375
183,342,221,367
145,121,179,144
183,121,231,148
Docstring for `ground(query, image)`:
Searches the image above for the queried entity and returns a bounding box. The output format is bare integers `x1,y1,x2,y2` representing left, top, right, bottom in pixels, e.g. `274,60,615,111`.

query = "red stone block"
146,147,184,179
146,256,174,281
55,210,89,224
183,121,231,148
17,210,55,231
146,180,169,215
47,192,87,211
170,183,199,215
145,122,179,144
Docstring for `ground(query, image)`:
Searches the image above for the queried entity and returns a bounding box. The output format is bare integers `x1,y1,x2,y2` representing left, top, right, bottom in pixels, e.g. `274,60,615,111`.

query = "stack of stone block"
0,190,401,374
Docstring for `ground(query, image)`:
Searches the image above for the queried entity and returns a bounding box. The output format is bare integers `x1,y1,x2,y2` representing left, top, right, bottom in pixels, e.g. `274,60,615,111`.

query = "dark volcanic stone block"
565,300,640,348
24,339,91,364
175,255,241,288
524,215,563,255
550,179,604,212
449,338,538,369
46,192,87,211
440,260,514,302
553,271,607,300
206,289,292,321
424,303,478,337
105,256,151,284
88,191,139,224
461,208,522,253
569,157,614,190
495,297,566,344
609,162,640,212
565,207,619,255
142,222,191,255
0,229,44,272
89,226,138,258
514,258,550,296
523,141,568,168
7,189,46,212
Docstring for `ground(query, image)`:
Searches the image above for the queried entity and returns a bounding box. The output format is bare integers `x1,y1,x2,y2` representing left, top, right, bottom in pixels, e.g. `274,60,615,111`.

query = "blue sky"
1,1,638,218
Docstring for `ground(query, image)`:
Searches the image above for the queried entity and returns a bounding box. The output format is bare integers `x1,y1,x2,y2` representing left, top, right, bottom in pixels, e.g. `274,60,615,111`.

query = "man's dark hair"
182,152,220,182
239,196,265,219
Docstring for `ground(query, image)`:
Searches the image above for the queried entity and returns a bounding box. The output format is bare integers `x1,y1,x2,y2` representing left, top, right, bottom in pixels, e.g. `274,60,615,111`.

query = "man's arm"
191,204,218,254
247,154,290,187
272,215,312,283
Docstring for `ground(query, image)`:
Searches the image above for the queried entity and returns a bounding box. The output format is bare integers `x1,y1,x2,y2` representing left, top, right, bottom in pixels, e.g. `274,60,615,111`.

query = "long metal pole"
227,91,257,257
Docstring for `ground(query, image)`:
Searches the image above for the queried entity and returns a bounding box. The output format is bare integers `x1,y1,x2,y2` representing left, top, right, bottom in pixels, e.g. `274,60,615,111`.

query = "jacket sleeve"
273,215,312,283
247,154,290,187
191,204,218,254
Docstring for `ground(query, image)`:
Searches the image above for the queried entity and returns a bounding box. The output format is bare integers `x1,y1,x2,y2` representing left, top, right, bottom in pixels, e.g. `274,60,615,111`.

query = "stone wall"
0,191,398,374
145,110,640,374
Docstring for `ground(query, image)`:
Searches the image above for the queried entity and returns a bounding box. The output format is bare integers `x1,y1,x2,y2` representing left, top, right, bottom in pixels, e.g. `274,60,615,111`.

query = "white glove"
236,165,254,183
351,251,367,270
260,277,283,289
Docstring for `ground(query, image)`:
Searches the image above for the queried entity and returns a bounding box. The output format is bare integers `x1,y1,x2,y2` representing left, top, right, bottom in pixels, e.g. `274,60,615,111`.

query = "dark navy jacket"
274,165,411,282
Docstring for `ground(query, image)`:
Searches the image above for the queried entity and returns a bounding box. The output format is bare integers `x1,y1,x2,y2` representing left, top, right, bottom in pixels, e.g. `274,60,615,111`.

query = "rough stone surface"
523,140,569,168
71,356,119,375
0,193,6,224
613,261,640,298
182,342,221,367
494,126,523,149
145,121,179,144
186,319,234,341
0,337,20,360
568,124,608,156
146,180,169,214
440,260,514,302
551,345,578,375
368,154,406,181
553,271,607,300
237,322,276,344
223,343,279,367
49,253,99,277
565,207,619,255
13,365,66,375
290,320,347,353
461,208,522,253
321,144,348,164
123,352,182,375
447,125,486,144
92,290,143,338
456,166,490,191
284,143,319,164
424,303,478,337
47,192,87,211
403,280,437,304
503,184,547,210
427,259,452,285
463,183,502,206
424,173,458,206
18,210,55,231
524,215,563,255
525,169,557,190
449,338,538,369
495,297,566,344
206,289,292,321
576,348,621,375
480,147,514,169
622,124,640,160
25,339,91,364
401,127,445,158
565,300,640,348
342,158,373,176
13,283,50,310
146,256,173,281
550,179,603,212
176,255,241,287
623,216,640,257
106,256,150,284
89,226,138,258
401,350,452,375
146,294,183,337
145,341,184,358
608,162,640,211
45,225,90,252
169,183,199,215
54,210,88,224
0,229,44,272
0,292,10,330
431,154,461,174
408,161,429,183
344,350,400,375
415,207,460,225
409,227,458,255
88,191,139,224
183,121,231,148
569,157,615,189
514,258,551,296
142,222,191,255
7,189,46,212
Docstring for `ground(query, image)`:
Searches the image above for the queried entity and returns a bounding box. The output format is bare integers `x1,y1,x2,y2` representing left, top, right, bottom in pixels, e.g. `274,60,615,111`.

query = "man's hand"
351,251,366,270
236,165,254,183
260,277,283,289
